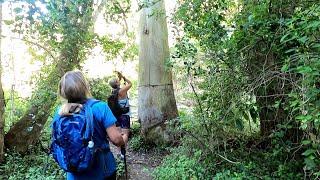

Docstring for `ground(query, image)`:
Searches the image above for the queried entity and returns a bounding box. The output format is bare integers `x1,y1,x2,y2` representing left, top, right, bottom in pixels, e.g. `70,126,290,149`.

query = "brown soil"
110,144,167,180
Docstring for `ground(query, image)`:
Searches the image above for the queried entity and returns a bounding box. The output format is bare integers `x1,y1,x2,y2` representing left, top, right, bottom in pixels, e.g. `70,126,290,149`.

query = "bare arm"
106,125,125,147
118,76,132,97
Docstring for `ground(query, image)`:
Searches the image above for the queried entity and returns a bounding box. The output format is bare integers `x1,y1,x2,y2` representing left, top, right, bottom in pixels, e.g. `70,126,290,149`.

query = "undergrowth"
0,146,64,179
153,138,304,180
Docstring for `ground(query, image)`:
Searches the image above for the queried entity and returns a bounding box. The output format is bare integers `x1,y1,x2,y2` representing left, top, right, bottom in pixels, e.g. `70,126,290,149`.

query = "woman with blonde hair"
52,70,124,180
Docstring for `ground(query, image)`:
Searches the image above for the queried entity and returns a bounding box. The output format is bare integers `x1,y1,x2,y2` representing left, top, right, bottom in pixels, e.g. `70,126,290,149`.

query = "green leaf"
302,149,316,156
248,14,253,23
306,21,320,29
243,111,249,121
296,115,313,121
280,33,290,43
235,119,244,130
3,20,14,25
281,36,296,43
312,43,320,48
297,66,313,74
298,36,308,44
302,140,311,145
285,48,296,54
281,64,289,72
305,158,316,170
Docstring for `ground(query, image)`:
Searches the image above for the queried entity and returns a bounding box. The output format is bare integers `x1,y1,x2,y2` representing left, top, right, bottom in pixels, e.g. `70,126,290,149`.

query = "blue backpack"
51,99,99,172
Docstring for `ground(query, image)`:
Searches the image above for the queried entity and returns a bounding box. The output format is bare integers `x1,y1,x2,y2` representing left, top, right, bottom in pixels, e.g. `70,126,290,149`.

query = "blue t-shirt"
53,100,117,180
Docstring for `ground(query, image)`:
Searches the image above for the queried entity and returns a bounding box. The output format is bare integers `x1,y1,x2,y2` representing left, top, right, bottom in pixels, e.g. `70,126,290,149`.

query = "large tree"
0,2,5,162
138,0,178,144
5,0,96,153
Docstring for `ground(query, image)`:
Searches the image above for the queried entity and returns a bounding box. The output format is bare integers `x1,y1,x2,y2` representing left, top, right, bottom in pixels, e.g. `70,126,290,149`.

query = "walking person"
51,70,125,180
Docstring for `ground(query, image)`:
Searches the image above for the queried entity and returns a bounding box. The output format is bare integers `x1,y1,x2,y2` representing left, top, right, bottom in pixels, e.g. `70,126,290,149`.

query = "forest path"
110,143,166,180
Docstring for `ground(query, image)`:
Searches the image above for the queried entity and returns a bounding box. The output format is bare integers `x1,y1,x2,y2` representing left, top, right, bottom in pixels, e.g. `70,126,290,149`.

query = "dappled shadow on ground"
110,144,168,180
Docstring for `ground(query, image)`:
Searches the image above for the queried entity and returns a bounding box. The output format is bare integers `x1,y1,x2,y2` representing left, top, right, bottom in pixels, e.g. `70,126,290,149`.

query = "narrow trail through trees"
110,143,166,180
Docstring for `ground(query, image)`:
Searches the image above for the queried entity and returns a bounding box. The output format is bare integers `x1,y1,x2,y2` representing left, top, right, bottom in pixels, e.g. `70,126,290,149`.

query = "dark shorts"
116,115,130,129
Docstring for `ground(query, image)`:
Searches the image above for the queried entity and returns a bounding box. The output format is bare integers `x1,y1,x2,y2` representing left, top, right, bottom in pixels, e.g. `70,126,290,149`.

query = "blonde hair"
108,77,119,89
58,70,91,103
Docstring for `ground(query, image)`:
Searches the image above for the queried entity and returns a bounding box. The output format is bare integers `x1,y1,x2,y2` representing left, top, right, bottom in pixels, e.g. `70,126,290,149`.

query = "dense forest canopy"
0,0,319,179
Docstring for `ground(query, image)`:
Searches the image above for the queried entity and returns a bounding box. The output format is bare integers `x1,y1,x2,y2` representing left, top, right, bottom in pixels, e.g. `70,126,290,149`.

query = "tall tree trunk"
0,3,5,163
4,1,98,153
138,0,178,144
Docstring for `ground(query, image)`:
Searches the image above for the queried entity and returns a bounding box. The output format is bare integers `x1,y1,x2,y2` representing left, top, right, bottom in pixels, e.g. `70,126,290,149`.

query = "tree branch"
92,0,107,23
113,0,129,35
189,79,211,135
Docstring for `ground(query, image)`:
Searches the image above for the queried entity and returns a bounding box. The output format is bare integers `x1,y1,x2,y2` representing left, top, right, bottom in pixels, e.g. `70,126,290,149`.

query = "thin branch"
113,0,129,35
256,94,289,98
188,79,211,135
92,0,107,23
184,129,238,164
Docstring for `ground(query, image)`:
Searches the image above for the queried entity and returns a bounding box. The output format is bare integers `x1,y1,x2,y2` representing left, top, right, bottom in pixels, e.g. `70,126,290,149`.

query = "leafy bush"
164,0,319,179
88,76,112,101
129,122,154,151
0,148,64,179
153,148,206,180
4,90,29,133
115,156,125,178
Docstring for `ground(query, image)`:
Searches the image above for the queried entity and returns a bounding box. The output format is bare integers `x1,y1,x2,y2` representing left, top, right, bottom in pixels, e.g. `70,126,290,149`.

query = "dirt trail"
110,144,166,180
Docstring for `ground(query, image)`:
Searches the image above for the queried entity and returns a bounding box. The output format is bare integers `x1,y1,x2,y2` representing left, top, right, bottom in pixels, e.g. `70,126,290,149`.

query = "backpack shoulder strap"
83,99,100,140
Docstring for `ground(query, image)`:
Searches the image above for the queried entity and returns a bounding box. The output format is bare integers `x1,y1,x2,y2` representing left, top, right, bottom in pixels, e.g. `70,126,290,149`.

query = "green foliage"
0,151,64,180
1,95,62,179
129,135,144,151
102,0,138,63
115,156,125,178
3,91,29,133
0,142,64,179
104,0,131,24
88,76,112,101
274,3,320,176
162,0,320,179
153,148,206,180
5,0,97,117
171,0,258,141
154,138,304,179
129,122,154,151
98,36,126,59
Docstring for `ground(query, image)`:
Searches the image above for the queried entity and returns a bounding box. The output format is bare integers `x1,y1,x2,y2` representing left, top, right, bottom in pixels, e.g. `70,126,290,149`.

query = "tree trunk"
4,52,80,153
4,1,99,153
138,0,178,145
0,3,5,163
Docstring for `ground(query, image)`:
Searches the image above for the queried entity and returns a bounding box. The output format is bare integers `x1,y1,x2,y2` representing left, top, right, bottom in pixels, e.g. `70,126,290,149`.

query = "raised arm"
118,76,132,97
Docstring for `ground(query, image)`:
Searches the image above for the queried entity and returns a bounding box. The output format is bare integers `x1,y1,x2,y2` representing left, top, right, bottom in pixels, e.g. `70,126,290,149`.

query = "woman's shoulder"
90,100,108,118
90,99,107,109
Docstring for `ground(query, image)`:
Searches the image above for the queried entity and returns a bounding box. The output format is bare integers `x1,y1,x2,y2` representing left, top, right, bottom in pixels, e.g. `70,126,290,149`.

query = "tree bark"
0,3,5,163
138,0,178,144
4,51,79,153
